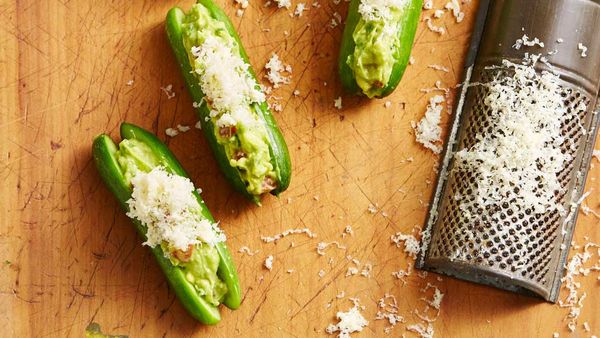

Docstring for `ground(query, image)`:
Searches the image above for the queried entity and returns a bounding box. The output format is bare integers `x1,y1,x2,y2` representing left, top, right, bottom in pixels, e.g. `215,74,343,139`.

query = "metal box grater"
416,0,600,302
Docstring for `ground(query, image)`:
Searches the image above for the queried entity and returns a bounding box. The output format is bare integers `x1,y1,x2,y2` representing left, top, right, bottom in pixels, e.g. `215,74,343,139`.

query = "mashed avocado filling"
348,5,405,98
180,4,277,197
115,138,227,307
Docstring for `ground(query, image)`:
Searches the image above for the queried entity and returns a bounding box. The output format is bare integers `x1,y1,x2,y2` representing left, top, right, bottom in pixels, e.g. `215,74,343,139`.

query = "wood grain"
1,0,599,337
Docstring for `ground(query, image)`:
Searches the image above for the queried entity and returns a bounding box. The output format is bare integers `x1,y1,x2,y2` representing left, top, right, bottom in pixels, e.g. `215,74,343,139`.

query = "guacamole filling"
115,138,228,306
181,4,277,197
348,0,408,98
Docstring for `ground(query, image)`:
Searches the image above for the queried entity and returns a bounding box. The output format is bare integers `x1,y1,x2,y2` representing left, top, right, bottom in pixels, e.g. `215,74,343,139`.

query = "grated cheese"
261,228,317,243
294,3,306,16
375,293,404,333
317,241,347,255
444,0,464,23
391,232,421,259
357,0,408,22
264,255,274,270
453,55,580,248
238,246,259,256
578,43,588,58
190,35,265,130
165,128,179,137
334,96,343,110
274,0,291,8
160,84,175,99
126,167,225,257
265,53,291,88
512,34,545,50
424,17,445,35
326,299,369,337
412,95,444,154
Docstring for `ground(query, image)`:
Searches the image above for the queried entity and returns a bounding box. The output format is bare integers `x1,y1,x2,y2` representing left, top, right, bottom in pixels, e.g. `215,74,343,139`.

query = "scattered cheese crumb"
194,121,202,129
319,269,326,278
444,0,464,22
264,255,274,270
423,0,433,10
293,89,301,96
261,228,317,243
265,53,291,88
334,96,343,110
160,84,175,99
317,241,347,255
428,64,449,73
384,101,392,108
512,34,545,50
274,0,291,8
176,124,191,133
238,246,259,256
368,203,378,214
424,17,445,35
294,3,306,16
578,43,588,57
165,128,179,137
391,232,421,259
126,79,134,86
326,300,369,337
412,95,444,154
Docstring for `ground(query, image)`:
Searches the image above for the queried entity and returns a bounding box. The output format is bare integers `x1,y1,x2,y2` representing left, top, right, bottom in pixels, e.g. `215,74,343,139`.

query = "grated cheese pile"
391,232,421,259
453,55,580,232
190,35,265,129
126,167,225,256
412,95,445,154
358,0,408,22
326,299,369,338
265,53,291,88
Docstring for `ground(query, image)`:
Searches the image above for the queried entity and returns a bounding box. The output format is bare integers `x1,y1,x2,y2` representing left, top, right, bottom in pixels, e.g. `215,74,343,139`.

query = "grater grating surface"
417,0,600,302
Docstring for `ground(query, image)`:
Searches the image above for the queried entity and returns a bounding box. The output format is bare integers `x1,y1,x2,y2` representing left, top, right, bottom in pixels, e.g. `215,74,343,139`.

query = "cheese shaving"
326,299,369,337
391,232,421,259
265,53,291,88
412,95,445,154
261,228,317,243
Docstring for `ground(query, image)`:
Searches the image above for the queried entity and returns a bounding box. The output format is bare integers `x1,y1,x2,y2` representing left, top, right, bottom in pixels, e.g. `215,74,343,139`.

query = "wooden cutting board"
2,0,599,337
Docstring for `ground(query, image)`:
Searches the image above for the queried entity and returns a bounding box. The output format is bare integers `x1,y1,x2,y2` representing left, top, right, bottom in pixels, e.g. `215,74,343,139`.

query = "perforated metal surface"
417,0,600,302
422,65,594,299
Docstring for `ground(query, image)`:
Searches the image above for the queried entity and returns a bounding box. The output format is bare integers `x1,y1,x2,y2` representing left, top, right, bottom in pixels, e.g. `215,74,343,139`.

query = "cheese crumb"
334,96,343,110
326,300,369,337
261,228,317,243
294,3,306,16
578,43,588,57
391,232,421,259
160,84,175,99
264,255,274,270
424,17,445,35
512,34,545,50
238,246,259,256
176,124,191,133
165,128,179,137
412,95,444,154
274,0,291,8
126,167,225,257
423,0,433,9
444,0,464,23
265,53,291,88
317,241,346,255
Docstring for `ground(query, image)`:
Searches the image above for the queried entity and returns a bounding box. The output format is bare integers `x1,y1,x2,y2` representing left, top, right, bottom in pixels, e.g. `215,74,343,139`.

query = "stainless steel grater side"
416,0,600,302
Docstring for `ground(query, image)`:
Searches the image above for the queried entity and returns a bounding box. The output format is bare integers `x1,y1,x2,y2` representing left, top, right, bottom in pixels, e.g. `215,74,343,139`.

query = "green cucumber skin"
166,2,291,202
92,123,242,324
338,0,423,98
